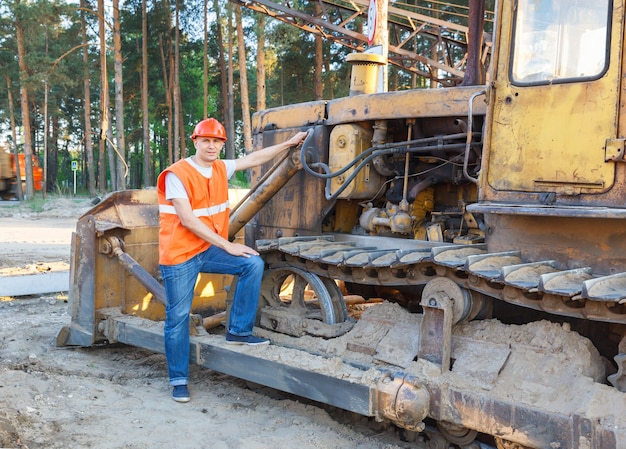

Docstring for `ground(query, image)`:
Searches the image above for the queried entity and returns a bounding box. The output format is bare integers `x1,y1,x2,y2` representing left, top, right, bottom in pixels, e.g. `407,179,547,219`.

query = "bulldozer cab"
484,0,619,199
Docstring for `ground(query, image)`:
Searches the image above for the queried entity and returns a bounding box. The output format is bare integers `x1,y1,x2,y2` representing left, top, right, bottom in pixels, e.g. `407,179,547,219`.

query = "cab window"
511,0,611,85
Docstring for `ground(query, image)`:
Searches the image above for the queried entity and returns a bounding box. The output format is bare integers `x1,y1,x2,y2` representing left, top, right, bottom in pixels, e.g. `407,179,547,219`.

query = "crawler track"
257,234,626,324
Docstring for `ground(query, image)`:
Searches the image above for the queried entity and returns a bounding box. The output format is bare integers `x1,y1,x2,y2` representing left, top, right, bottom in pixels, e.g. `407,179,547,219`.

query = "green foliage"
229,169,249,189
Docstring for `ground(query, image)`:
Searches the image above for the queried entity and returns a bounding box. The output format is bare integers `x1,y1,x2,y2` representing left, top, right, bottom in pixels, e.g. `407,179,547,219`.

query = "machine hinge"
605,138,626,162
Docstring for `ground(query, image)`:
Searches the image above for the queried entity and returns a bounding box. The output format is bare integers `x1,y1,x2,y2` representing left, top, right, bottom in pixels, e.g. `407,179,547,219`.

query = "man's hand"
225,241,259,258
235,129,310,171
285,130,309,148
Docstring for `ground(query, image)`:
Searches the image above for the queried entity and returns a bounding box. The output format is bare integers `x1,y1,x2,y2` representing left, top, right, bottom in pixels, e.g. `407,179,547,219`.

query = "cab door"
485,0,621,197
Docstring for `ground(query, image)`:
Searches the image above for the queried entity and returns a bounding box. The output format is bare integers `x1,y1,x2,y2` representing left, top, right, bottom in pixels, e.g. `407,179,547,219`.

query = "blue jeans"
160,245,265,386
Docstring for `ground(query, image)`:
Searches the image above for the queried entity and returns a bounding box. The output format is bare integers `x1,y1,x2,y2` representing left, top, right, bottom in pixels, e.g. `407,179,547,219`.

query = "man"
157,118,308,403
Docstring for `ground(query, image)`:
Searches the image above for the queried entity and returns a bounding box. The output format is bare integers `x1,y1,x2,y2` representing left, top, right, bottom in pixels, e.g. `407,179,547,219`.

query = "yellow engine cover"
328,124,383,200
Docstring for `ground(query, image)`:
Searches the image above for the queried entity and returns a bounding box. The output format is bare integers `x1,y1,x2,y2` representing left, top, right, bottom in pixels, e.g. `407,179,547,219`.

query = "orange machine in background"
0,151,44,199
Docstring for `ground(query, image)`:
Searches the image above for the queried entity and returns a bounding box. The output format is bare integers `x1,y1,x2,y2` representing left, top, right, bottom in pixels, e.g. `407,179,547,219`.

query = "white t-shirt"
165,157,237,200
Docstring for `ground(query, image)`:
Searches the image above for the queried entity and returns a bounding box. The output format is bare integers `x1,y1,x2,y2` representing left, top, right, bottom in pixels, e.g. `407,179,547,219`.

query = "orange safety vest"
157,159,230,265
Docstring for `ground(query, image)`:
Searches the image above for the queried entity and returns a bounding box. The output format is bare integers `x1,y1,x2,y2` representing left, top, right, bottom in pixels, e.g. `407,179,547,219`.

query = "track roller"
258,266,350,337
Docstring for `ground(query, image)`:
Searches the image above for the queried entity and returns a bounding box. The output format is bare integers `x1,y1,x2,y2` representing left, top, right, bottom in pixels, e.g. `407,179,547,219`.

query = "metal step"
538,268,593,297
344,250,397,267
465,251,523,280
299,243,361,260
381,249,432,266
581,272,626,302
318,247,376,264
501,261,559,290
279,238,340,256
431,244,487,268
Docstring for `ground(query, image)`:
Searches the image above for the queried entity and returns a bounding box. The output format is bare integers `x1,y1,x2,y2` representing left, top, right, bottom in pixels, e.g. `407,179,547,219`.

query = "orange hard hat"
191,118,227,141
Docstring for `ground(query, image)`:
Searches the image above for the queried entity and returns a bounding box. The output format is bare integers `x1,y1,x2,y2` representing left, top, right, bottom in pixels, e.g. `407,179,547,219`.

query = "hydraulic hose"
301,131,480,201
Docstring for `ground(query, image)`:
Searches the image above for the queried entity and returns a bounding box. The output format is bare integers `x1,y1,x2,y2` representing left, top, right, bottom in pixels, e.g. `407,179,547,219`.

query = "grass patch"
25,197,46,213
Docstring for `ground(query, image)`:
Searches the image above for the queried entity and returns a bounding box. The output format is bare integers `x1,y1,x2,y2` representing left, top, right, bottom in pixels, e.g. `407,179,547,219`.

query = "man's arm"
234,130,308,171
171,197,258,257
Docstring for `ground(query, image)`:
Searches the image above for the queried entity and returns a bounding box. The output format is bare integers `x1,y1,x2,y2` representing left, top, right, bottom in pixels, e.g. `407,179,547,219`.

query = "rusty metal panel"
118,227,164,320
251,86,486,131
252,100,327,132
326,86,486,124
82,189,159,227
252,127,333,240
435,388,617,449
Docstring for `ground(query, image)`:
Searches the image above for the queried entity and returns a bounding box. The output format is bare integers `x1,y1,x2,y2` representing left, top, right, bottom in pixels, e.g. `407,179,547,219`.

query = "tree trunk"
81,0,96,197
203,0,209,118
235,4,252,153
256,14,266,112
314,2,323,100
173,0,181,160
5,75,23,201
106,115,116,190
98,0,109,193
141,0,152,186
43,78,49,196
214,0,228,151
113,0,126,190
226,5,235,159
14,7,35,199
50,115,59,193
178,89,186,157
159,33,173,166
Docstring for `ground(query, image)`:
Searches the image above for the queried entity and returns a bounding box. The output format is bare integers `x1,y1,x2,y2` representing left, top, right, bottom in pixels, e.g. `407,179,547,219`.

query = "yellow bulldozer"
58,1,626,447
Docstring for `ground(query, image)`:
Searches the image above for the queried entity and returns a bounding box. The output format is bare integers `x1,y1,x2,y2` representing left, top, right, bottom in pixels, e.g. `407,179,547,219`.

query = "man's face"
193,136,225,165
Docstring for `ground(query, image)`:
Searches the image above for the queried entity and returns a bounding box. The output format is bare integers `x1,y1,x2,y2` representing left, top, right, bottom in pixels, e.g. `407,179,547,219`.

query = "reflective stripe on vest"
158,201,230,217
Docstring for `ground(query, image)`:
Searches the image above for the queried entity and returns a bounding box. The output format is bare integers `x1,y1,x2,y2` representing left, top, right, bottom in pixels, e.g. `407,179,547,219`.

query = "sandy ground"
0,197,415,449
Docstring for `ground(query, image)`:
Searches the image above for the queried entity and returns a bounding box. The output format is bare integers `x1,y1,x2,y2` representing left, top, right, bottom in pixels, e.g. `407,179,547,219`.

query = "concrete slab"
0,271,70,297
